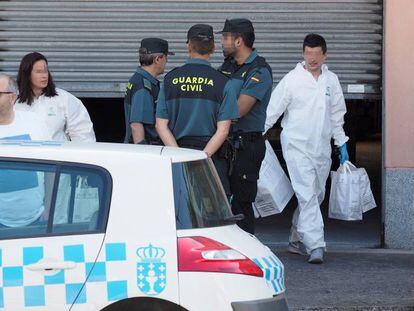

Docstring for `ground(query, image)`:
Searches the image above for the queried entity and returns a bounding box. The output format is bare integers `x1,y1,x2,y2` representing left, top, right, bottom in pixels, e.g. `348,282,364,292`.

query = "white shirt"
0,110,51,227
15,88,96,142
0,110,51,141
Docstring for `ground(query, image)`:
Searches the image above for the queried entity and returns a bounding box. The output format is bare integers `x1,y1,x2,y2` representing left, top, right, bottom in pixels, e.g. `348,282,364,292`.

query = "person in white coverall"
264,34,349,264
15,52,95,142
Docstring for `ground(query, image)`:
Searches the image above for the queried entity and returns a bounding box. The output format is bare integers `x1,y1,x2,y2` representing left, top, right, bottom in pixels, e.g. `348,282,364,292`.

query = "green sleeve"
218,80,240,121
155,84,169,120
240,67,272,101
130,88,155,124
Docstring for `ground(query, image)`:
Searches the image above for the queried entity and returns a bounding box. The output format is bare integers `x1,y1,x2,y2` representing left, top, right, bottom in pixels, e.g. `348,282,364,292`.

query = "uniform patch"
136,244,166,296
171,76,214,92
47,106,57,116
125,82,133,95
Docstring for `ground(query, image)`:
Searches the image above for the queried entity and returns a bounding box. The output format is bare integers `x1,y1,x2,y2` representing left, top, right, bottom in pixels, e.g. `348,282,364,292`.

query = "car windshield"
172,158,233,229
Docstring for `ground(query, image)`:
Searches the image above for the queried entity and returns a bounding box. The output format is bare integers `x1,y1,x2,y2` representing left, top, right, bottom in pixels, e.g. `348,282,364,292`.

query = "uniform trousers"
229,134,265,234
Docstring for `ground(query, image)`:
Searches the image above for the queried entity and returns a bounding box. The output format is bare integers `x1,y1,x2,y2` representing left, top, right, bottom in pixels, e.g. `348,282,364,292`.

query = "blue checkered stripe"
253,255,285,294
0,243,128,308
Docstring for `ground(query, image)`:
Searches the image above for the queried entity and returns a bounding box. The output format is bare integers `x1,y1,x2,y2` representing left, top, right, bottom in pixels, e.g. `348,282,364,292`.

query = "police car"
0,141,287,310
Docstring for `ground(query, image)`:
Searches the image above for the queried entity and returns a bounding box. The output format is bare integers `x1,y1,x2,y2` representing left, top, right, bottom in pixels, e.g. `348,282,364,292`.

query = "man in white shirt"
0,74,51,227
264,34,349,264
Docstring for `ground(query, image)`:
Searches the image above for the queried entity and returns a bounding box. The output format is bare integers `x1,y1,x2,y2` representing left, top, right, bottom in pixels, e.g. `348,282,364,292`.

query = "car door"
0,159,111,310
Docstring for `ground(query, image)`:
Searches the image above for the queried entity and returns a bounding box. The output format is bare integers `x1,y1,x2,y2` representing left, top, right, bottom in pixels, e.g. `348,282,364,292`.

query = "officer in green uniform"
217,18,273,234
156,24,239,194
124,38,174,144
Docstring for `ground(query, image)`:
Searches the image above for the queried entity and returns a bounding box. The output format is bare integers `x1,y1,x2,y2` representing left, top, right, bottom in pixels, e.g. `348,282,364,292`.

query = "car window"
0,162,55,237
52,168,107,234
172,158,233,229
0,160,111,240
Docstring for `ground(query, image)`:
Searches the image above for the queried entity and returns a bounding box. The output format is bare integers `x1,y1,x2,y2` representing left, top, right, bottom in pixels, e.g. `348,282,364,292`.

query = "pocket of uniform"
235,177,258,202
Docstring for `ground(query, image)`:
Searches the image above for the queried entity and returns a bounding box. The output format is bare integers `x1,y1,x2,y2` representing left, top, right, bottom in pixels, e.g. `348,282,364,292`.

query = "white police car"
0,141,287,310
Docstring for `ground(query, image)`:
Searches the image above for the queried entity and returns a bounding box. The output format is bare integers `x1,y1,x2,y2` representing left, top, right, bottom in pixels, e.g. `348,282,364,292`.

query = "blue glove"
339,143,349,165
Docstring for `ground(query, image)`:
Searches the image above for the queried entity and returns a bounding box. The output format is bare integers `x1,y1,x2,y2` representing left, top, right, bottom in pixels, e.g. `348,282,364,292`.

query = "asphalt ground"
271,248,414,311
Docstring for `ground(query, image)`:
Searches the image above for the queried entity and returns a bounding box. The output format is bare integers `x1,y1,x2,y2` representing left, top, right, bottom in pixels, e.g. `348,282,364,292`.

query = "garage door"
0,0,382,99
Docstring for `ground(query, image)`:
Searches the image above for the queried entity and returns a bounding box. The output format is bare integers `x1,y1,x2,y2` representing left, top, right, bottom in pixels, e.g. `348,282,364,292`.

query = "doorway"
256,99,382,249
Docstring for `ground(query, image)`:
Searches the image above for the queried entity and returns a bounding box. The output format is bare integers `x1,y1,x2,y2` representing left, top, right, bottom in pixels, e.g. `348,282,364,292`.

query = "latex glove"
339,143,349,165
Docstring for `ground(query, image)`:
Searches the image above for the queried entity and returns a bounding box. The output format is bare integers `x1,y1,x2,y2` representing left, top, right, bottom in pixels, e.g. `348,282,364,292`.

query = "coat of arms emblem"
136,244,166,295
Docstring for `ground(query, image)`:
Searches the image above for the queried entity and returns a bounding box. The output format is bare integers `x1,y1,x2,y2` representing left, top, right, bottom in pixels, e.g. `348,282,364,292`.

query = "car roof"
0,141,207,163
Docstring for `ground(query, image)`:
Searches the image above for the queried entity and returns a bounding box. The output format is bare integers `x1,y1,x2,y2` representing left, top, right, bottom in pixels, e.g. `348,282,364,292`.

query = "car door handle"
27,260,76,271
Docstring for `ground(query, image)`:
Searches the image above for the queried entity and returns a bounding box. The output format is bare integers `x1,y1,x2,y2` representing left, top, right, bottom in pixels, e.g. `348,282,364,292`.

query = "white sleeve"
330,75,349,147
264,76,291,133
65,92,96,142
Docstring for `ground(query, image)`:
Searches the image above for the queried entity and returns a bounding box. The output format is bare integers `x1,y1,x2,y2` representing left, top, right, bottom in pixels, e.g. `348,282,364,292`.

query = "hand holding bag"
329,161,377,221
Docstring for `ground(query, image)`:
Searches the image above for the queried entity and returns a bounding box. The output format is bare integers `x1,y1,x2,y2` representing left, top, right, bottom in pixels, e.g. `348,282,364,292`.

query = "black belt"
233,132,263,141
148,140,162,145
177,136,211,149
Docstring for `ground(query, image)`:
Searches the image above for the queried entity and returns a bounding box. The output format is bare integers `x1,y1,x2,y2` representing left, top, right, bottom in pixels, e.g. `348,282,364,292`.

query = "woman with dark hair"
15,52,95,142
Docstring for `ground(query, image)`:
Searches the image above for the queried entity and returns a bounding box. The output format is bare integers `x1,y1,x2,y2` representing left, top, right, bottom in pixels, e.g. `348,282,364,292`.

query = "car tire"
101,297,188,311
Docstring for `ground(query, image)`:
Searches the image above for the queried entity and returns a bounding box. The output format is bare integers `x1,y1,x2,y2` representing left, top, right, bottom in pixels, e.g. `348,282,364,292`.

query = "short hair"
188,38,214,55
303,33,327,54
0,74,18,93
233,32,255,48
139,53,165,66
17,52,57,105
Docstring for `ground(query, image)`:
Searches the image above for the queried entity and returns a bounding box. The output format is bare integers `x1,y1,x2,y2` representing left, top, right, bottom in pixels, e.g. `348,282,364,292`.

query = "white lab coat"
15,88,96,142
265,62,348,252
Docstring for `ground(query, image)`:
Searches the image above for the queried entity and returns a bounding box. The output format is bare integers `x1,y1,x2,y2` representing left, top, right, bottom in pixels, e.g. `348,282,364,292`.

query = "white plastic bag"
358,168,377,213
329,161,376,221
53,174,72,224
73,176,100,223
253,140,294,217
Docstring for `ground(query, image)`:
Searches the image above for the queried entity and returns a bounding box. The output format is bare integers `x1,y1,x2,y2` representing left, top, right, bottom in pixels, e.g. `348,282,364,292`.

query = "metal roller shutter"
0,0,382,99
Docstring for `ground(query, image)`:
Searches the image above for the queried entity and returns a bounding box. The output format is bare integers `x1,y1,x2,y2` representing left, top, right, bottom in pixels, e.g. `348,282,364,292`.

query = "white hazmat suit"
15,88,95,142
265,62,348,252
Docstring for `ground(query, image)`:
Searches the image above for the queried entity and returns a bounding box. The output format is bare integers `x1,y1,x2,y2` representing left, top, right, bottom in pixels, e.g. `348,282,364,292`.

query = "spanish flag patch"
251,76,260,82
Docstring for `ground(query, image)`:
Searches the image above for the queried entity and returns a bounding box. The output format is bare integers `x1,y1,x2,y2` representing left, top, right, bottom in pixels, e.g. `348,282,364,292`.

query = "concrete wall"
384,0,414,249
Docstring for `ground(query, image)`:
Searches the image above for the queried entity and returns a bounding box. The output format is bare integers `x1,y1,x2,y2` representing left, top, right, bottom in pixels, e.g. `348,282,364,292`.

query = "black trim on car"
231,294,289,311
46,165,60,233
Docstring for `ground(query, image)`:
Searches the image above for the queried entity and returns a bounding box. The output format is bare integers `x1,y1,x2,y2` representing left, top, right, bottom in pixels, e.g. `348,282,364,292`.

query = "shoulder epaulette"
215,69,232,79
250,56,273,80
143,77,152,92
